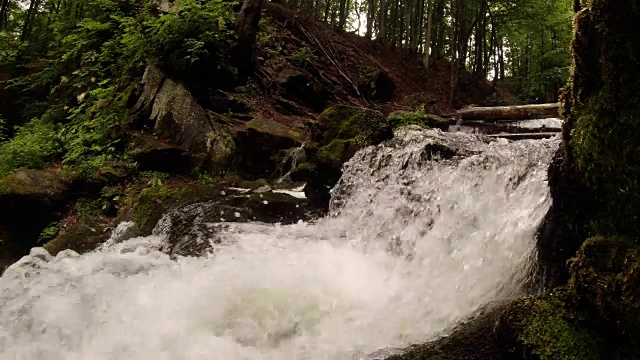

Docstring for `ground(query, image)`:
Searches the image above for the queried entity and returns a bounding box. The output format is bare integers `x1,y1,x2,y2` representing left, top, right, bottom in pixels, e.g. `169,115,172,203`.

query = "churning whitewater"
0,127,559,360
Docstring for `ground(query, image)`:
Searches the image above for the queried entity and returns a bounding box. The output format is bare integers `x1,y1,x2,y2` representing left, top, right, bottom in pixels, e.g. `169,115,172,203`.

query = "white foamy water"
0,128,559,360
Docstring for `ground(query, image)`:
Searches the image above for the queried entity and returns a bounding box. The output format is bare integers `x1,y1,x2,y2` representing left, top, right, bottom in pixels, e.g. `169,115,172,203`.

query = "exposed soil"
240,3,519,134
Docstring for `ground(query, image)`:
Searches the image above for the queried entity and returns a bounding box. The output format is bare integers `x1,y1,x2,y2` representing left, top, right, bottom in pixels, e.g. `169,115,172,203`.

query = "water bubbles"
0,128,558,360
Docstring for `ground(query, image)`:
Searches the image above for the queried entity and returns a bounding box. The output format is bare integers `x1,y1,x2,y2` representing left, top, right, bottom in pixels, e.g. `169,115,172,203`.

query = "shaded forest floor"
240,3,520,134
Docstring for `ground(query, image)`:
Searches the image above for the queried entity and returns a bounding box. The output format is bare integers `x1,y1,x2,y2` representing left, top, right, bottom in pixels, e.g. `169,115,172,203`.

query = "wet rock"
43,217,112,256
234,118,304,178
132,184,226,235
295,105,392,206
133,64,166,120
277,66,327,111
157,190,311,257
127,132,191,173
358,68,396,103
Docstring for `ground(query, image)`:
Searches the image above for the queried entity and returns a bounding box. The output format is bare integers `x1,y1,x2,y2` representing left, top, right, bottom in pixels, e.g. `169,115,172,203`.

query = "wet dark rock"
237,178,269,190
358,68,396,103
43,216,112,256
129,183,312,257
234,118,304,178
127,132,191,173
277,66,327,111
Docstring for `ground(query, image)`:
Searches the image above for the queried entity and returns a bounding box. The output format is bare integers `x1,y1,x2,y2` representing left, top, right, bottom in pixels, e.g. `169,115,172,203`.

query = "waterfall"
0,127,559,360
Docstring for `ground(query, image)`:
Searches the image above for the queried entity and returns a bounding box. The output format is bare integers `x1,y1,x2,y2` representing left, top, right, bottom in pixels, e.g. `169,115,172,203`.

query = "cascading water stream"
0,127,559,360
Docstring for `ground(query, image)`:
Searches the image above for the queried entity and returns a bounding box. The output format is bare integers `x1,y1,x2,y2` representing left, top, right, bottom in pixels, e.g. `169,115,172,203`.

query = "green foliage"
141,170,169,188
196,171,217,185
38,221,60,244
146,0,235,72
257,17,282,58
0,118,63,177
289,47,317,65
387,107,441,129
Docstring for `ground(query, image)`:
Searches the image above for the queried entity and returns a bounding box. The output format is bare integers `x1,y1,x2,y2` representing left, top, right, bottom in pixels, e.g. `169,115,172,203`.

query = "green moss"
387,111,452,131
132,184,223,234
38,221,60,244
245,118,304,143
316,139,356,169
313,105,391,147
497,291,601,360
568,236,640,334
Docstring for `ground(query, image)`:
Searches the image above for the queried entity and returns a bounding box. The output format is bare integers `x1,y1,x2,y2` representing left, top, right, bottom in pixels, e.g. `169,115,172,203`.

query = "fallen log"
454,103,560,121
488,132,560,140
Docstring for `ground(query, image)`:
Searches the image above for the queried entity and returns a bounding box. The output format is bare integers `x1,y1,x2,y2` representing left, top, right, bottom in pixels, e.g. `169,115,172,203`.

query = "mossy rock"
312,105,391,146
244,117,304,143
43,216,112,256
235,118,304,178
388,111,452,131
0,169,70,199
569,235,640,336
132,184,224,235
495,291,601,360
316,139,358,170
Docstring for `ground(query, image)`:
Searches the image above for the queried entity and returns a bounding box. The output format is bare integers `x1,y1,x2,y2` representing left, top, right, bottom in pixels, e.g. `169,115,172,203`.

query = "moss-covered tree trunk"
561,0,640,236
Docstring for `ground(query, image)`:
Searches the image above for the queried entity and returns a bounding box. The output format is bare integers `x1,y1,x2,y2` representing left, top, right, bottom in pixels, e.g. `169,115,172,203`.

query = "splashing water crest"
0,128,559,360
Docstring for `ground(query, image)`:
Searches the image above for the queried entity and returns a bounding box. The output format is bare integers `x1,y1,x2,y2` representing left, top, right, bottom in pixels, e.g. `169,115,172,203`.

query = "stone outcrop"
292,105,392,206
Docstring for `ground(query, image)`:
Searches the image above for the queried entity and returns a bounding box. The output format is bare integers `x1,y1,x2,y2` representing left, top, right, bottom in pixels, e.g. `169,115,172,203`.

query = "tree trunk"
455,103,561,121
423,0,433,68
378,0,385,41
0,0,9,30
365,0,375,38
235,0,265,79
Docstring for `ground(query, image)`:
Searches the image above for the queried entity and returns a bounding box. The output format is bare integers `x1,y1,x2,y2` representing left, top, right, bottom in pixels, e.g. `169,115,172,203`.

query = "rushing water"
0,127,559,360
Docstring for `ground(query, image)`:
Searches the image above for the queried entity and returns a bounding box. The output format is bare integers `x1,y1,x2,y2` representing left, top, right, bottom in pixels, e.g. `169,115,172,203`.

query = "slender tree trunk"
365,0,375,38
423,0,434,69
378,0,385,41
0,0,10,30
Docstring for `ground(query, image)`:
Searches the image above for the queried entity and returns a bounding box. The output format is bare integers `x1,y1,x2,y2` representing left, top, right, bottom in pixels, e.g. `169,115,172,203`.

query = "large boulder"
293,105,392,206
126,132,191,173
357,68,396,103
277,66,328,111
234,117,304,178
133,65,238,172
0,169,71,270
